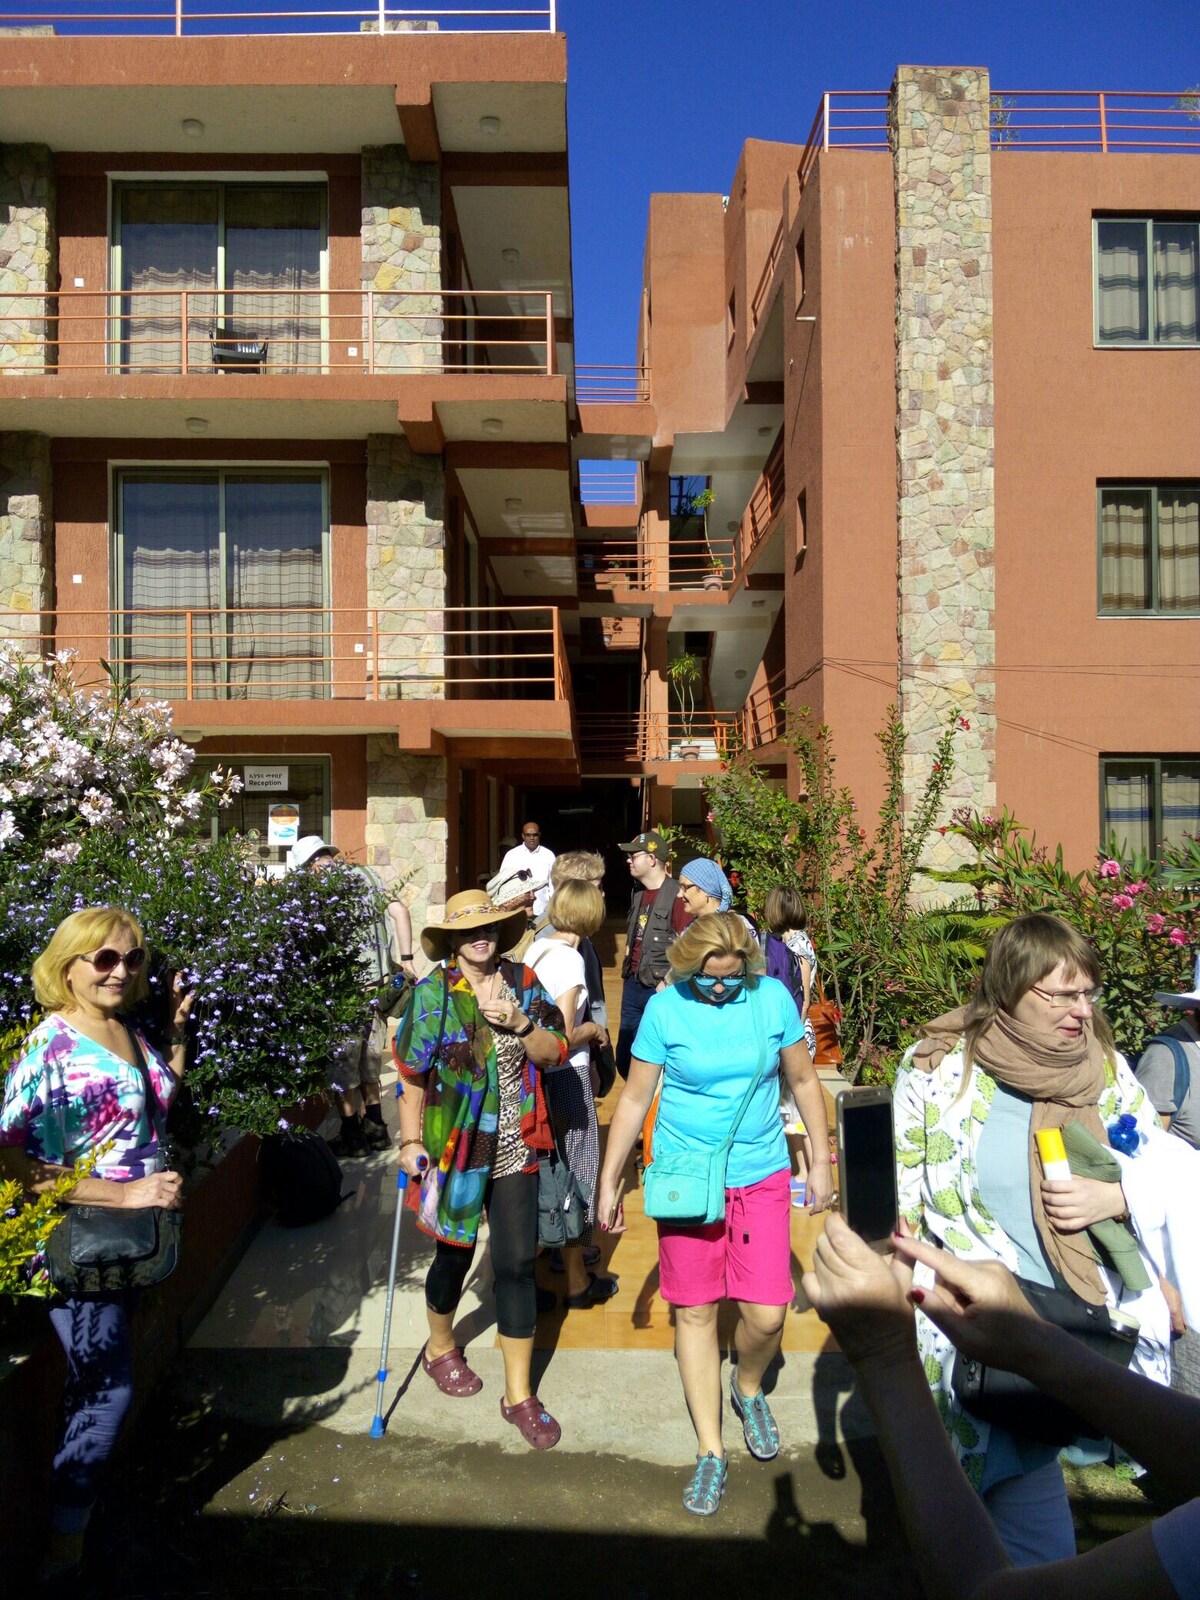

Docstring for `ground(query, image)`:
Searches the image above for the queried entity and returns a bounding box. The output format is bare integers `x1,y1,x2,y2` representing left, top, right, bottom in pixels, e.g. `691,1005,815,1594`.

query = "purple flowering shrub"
0,830,377,1141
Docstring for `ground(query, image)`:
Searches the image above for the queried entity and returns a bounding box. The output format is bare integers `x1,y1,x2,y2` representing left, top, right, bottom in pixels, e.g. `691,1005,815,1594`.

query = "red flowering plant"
929,810,1200,1057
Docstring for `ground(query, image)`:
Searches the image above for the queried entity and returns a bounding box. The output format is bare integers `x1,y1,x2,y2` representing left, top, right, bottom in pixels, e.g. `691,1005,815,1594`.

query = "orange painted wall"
992,153,1200,865
723,139,805,423
782,151,897,812
641,192,727,438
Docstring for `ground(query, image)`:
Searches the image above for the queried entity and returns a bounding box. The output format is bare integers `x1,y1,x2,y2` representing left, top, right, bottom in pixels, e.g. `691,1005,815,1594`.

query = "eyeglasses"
1029,983,1103,1010
78,946,147,975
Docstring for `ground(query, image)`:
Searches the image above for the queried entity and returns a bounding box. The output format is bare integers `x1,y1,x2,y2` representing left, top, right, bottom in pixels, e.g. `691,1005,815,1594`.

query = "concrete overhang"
0,372,568,445
574,402,656,459
0,34,567,155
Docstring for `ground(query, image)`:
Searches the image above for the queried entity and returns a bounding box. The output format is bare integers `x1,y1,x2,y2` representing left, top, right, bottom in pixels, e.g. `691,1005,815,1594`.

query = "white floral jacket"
893,1041,1165,1487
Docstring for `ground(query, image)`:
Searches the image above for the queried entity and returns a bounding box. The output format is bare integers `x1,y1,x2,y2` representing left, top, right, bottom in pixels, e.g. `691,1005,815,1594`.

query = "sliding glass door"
116,470,328,698
113,183,325,373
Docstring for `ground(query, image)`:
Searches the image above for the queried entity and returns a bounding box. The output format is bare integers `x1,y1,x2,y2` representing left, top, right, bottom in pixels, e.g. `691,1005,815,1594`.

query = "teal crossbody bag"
642,998,769,1226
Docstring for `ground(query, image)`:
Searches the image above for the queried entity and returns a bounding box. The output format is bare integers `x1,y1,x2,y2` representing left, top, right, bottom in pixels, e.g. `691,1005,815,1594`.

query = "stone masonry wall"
889,67,997,879
365,737,448,922
361,146,441,373
0,145,56,374
0,432,53,638
365,434,446,699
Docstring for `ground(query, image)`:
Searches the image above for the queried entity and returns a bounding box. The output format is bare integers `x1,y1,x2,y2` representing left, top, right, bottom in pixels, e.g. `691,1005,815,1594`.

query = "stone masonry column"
890,66,997,876
0,145,57,374
0,432,53,640
365,434,448,916
361,147,441,374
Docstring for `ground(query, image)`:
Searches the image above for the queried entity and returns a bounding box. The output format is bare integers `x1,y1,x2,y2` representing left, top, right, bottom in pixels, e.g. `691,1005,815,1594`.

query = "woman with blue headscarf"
676,857,735,919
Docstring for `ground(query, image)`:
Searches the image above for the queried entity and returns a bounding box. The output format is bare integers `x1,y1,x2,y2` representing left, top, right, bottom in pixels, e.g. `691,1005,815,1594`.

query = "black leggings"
424,1169,538,1339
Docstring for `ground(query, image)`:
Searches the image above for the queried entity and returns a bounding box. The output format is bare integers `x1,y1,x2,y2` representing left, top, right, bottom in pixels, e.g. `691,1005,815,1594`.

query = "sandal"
422,1345,482,1397
729,1373,780,1461
500,1394,561,1450
562,1271,619,1310
683,1452,728,1516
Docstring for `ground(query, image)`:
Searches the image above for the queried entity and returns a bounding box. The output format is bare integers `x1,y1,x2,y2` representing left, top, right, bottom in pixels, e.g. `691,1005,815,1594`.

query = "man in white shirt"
495,823,556,919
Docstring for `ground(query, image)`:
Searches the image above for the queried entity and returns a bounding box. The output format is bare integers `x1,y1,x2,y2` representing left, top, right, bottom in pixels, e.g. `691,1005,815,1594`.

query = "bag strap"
716,989,771,1158
124,1023,169,1148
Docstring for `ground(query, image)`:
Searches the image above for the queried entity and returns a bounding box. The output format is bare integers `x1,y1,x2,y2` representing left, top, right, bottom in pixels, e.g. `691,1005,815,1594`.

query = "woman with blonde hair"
526,878,617,1307
895,910,1169,1566
596,911,832,1516
0,906,193,1584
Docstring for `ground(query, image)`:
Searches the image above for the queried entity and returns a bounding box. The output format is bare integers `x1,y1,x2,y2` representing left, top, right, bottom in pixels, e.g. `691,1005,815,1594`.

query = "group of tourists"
2,819,1198,1593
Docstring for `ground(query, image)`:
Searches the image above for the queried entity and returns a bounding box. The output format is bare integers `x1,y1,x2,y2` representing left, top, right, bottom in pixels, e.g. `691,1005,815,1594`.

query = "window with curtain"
1099,485,1200,615
1096,217,1200,345
1102,758,1200,857
117,470,327,700
114,182,325,374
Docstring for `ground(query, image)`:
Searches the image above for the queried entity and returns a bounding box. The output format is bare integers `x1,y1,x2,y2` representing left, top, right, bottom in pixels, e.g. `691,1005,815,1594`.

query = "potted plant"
703,556,725,592
667,651,702,758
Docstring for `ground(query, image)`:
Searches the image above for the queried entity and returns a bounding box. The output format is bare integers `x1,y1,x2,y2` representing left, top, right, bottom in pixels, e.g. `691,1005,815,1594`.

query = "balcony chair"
208,325,268,373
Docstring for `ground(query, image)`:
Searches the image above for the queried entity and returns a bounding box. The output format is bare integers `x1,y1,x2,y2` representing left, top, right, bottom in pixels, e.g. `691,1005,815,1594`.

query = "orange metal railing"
577,530,730,595
0,288,557,377
577,710,736,766
988,91,1200,153
0,4,557,36
750,216,787,329
732,437,785,578
577,465,641,505
574,364,650,404
0,606,567,702
731,669,788,752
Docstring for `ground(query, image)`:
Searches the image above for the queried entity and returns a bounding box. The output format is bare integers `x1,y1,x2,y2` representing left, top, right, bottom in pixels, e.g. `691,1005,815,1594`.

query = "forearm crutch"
369,1152,427,1438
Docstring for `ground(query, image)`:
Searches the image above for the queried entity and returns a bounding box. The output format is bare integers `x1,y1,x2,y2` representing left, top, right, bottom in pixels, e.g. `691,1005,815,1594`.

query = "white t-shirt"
496,843,556,917
526,937,587,1071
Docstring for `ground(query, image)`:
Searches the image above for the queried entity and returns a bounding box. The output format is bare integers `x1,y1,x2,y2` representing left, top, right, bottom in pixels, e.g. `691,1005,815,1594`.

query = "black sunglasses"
79,946,147,975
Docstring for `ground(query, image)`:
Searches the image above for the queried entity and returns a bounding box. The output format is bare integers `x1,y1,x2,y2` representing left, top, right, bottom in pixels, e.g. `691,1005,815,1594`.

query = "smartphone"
836,1087,899,1251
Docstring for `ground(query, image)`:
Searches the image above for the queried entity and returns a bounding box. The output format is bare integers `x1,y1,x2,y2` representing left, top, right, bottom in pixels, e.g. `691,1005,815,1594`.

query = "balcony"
0,288,556,378
577,710,735,781
577,529,730,615
0,605,577,759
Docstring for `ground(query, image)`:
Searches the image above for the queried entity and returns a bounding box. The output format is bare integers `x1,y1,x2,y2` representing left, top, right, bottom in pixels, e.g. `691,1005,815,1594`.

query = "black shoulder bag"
44,1026,183,1296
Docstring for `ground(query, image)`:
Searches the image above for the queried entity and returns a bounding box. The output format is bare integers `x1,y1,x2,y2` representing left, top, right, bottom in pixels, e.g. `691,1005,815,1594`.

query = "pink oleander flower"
1169,928,1189,947
1128,881,1147,895
1110,893,1134,911
1098,859,1122,879
1146,913,1166,935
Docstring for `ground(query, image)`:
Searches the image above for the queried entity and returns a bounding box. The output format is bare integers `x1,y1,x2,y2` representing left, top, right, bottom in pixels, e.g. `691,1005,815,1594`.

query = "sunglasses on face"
78,946,147,975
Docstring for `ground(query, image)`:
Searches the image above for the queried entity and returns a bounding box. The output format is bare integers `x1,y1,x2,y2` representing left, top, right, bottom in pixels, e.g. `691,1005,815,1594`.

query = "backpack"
757,929,807,1012
259,1130,347,1227
1134,1034,1192,1131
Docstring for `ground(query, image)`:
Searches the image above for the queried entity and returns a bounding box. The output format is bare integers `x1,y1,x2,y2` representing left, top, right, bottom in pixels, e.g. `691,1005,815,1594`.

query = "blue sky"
562,0,1198,364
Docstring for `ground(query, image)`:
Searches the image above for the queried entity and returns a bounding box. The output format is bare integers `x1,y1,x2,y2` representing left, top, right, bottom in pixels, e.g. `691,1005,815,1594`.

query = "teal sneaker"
729,1373,780,1461
682,1452,728,1516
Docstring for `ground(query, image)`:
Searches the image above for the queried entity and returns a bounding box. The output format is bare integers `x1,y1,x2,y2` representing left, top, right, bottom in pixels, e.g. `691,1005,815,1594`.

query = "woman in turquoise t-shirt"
597,912,833,1517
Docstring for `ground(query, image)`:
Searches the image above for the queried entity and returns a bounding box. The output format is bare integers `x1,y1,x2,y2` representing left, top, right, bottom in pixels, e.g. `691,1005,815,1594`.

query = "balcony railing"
577,465,641,505
0,288,557,377
750,217,786,329
731,437,785,577
577,710,735,766
577,532,729,595
574,364,650,404
0,606,568,702
730,669,788,752
0,4,557,35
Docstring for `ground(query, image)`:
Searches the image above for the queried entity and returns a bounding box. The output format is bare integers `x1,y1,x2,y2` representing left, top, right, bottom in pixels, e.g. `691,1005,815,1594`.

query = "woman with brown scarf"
894,913,1167,1567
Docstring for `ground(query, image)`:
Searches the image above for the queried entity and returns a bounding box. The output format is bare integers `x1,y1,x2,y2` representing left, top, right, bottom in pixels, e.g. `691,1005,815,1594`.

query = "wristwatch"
515,1017,535,1039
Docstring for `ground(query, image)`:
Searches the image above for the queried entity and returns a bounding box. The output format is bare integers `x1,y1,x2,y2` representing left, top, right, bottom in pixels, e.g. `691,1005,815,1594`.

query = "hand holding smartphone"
835,1087,899,1252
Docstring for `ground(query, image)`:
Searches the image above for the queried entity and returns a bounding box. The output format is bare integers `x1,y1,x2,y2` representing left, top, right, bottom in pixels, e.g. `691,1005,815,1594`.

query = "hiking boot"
327,1118,368,1158
360,1116,392,1152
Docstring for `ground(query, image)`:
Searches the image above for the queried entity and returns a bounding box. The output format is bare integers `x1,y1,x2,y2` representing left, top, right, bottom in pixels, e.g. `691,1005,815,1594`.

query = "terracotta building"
589,68,1200,875
0,22,1196,914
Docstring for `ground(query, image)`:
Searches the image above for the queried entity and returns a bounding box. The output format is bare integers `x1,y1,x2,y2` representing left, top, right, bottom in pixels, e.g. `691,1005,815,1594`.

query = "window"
795,232,806,305
727,290,737,350
1098,485,1200,614
1095,217,1200,345
112,182,326,373
195,756,331,873
1101,757,1200,857
115,469,328,699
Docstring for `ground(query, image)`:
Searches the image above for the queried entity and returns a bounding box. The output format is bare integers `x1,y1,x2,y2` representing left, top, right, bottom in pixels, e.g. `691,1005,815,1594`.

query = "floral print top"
893,1039,1161,1488
0,1015,176,1181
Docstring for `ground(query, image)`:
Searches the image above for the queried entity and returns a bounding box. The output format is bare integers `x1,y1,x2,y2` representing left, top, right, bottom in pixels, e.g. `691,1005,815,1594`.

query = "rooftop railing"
574,364,650,405
0,606,569,702
0,287,557,377
0,3,557,36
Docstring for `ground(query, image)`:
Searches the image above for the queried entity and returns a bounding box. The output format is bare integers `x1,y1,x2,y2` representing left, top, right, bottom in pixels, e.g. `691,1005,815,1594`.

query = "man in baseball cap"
615,829,690,1080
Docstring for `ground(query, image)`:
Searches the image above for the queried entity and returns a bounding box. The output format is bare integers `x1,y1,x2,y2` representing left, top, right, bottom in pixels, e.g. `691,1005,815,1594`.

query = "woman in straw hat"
394,890,568,1449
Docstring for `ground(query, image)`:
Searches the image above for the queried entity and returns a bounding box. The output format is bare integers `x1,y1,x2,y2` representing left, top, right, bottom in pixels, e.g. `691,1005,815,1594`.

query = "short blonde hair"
547,880,606,939
32,906,148,1013
667,912,764,985
550,850,605,889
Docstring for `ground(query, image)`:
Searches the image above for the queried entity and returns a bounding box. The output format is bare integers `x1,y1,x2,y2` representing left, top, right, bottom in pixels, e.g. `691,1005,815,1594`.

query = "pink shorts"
657,1167,793,1307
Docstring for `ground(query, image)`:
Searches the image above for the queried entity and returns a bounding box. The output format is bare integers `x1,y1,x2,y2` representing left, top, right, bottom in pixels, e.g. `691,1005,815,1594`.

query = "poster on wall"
244,765,289,793
267,802,300,849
